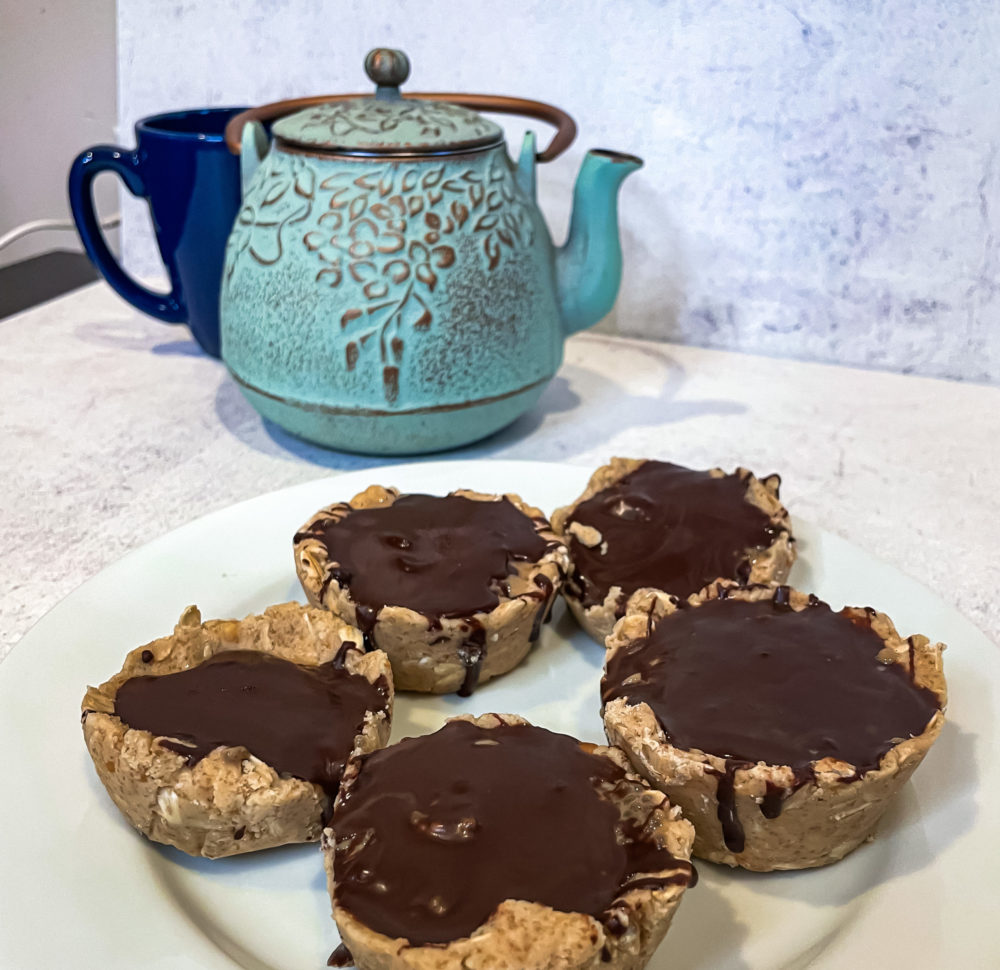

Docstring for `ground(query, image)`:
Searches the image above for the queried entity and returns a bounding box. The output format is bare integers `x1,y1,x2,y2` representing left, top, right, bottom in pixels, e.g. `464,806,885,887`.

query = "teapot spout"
556,149,643,335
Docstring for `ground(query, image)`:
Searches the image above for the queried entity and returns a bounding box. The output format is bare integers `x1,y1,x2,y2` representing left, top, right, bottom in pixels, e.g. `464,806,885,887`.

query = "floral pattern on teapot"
287,100,498,145
224,149,533,403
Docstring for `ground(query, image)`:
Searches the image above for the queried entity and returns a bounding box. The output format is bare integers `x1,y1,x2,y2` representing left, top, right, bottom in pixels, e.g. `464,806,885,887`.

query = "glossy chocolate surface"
332,720,691,945
114,649,388,798
297,494,551,618
602,593,941,851
566,461,780,608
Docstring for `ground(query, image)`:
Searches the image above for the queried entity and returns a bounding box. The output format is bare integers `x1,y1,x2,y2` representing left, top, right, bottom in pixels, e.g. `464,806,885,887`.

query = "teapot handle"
224,93,576,163
416,94,576,162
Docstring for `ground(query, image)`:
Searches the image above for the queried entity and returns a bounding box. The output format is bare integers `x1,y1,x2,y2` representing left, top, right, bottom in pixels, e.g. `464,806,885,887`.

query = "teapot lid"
272,49,504,155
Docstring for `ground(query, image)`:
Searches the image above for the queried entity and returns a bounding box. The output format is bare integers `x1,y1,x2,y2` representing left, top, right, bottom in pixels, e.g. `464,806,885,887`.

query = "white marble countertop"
2,282,998,661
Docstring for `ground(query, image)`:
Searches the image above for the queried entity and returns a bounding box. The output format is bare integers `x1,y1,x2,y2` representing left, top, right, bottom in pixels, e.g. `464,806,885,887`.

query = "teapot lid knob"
365,48,410,99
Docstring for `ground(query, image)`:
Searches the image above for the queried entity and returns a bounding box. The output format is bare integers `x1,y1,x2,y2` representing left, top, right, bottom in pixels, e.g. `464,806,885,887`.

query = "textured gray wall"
118,0,1000,382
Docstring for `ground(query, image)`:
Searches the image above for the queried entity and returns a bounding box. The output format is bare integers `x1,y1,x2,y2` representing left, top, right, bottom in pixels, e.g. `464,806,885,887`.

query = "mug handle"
68,146,186,323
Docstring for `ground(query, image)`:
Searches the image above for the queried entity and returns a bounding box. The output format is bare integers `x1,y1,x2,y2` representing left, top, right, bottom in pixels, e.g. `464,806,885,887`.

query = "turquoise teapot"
221,49,642,454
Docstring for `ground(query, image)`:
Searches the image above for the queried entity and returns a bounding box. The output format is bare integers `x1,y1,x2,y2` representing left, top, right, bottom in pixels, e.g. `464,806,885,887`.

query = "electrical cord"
0,214,122,253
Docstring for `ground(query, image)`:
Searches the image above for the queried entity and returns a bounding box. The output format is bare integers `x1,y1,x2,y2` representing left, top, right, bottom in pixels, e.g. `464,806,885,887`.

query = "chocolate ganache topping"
331,720,693,945
566,461,780,609
296,494,557,694
297,494,552,618
602,593,941,853
114,649,388,800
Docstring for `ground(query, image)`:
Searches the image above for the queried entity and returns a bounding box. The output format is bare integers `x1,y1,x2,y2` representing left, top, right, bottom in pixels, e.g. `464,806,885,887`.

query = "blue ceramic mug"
69,107,248,358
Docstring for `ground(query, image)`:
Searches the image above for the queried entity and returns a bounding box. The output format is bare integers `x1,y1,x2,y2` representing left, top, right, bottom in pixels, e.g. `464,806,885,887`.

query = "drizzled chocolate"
332,720,692,945
327,943,353,967
529,573,555,642
114,650,388,800
565,461,780,609
456,626,486,697
602,593,941,853
296,494,551,618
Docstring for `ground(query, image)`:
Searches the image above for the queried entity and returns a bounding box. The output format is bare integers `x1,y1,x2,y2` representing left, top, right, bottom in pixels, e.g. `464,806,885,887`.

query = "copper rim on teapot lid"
225,49,577,163
271,49,505,157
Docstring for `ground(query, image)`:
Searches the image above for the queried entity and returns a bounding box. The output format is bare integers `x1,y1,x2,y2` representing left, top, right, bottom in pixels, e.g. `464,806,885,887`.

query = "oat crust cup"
294,487,569,695
601,582,946,871
551,458,794,644
323,713,696,970
81,602,393,859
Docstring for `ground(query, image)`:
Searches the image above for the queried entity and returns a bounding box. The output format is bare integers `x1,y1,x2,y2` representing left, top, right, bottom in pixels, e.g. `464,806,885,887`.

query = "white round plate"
0,460,994,969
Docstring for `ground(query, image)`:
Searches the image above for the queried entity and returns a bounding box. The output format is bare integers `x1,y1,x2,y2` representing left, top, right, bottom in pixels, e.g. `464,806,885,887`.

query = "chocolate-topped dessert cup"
602,582,947,871
81,603,392,858
551,458,794,644
322,714,695,970
294,487,569,695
